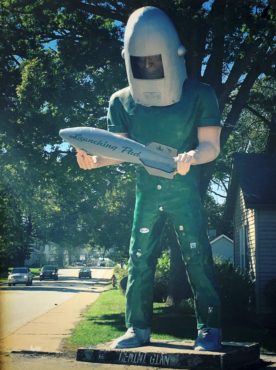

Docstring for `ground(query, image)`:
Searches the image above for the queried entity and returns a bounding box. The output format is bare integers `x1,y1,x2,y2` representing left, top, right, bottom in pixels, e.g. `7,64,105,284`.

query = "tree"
0,0,128,265
0,187,32,271
0,1,274,292
85,169,136,262
218,76,275,232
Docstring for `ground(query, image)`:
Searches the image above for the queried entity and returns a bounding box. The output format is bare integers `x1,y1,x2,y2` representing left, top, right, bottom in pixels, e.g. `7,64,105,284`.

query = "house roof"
234,153,276,208
210,234,233,245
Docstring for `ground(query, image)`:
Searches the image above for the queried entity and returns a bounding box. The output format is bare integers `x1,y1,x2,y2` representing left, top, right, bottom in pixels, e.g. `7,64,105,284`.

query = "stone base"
76,340,260,369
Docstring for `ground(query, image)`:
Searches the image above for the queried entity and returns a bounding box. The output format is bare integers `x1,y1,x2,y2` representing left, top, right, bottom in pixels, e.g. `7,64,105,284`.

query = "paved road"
0,268,112,339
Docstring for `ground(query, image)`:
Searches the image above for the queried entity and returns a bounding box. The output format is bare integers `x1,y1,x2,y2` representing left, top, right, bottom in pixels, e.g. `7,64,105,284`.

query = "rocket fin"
140,142,177,179
146,142,177,157
143,166,175,179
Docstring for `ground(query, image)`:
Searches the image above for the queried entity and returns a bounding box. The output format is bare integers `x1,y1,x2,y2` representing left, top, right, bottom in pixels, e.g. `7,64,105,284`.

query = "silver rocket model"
59,127,177,179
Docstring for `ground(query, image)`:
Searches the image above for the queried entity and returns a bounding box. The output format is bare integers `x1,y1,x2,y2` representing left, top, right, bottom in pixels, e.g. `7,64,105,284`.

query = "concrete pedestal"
76,340,260,369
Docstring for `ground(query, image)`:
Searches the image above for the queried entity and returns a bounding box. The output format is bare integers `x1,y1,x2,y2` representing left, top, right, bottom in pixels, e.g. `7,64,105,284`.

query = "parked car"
40,265,58,280
8,267,33,286
75,262,85,266
97,259,106,267
78,267,92,279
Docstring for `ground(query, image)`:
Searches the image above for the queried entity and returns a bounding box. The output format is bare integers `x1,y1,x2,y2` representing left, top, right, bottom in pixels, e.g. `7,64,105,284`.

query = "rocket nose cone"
59,128,71,140
59,128,65,138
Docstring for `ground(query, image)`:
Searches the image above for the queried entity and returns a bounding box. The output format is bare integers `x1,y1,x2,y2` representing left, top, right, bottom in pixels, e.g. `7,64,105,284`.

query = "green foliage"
113,264,128,283
0,0,129,268
0,187,32,272
204,194,228,236
0,0,275,271
114,250,171,300
156,249,170,275
215,261,254,322
154,254,254,320
154,250,170,302
177,298,195,315
86,170,135,261
113,265,128,294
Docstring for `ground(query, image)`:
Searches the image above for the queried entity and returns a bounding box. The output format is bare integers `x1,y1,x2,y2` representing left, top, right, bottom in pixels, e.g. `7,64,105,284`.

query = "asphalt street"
0,267,113,351
0,268,100,338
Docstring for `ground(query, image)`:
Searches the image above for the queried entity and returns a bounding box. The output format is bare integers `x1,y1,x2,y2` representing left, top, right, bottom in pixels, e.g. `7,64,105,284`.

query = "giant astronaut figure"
76,7,222,351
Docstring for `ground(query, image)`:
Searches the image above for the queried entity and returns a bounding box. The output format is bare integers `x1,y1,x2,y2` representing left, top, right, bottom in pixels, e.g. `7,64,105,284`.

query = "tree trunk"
221,166,239,237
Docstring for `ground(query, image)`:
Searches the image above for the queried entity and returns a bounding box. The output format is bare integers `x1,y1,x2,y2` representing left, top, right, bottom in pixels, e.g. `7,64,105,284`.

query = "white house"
210,234,234,263
233,152,276,319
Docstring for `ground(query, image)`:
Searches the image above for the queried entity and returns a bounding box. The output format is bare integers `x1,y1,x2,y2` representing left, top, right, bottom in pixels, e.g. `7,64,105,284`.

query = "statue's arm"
175,126,221,176
76,133,128,170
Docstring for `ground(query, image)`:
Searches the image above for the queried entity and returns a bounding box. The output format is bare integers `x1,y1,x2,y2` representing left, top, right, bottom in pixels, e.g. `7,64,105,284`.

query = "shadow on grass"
88,305,197,340
152,306,197,339
87,313,126,332
89,304,276,352
153,306,276,351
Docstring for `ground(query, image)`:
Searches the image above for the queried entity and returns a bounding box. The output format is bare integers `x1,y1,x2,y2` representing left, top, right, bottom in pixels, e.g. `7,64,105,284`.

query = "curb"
10,350,64,357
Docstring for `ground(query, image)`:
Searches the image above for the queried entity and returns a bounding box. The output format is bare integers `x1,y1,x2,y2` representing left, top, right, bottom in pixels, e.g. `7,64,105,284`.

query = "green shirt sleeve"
197,84,222,127
107,93,128,134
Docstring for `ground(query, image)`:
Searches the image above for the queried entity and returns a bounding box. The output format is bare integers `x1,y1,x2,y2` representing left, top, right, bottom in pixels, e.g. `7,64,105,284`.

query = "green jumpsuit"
107,79,222,330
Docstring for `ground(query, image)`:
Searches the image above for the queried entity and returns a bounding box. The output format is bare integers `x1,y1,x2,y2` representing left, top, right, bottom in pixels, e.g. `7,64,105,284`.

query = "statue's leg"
125,190,167,329
169,189,221,350
111,190,166,349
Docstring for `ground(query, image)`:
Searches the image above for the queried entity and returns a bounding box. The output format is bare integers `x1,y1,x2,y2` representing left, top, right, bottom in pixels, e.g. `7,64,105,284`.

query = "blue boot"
194,327,222,351
110,327,151,349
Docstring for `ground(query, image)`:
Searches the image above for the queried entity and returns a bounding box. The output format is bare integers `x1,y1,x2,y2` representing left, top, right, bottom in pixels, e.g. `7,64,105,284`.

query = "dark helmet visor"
130,54,164,80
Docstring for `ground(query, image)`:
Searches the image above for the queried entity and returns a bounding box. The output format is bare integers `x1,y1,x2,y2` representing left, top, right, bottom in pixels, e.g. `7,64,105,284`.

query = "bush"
154,250,170,302
113,265,128,294
120,276,128,293
214,261,254,322
114,256,254,322
113,252,170,301
154,256,255,316
264,278,276,312
177,298,194,314
154,270,169,302
113,264,128,281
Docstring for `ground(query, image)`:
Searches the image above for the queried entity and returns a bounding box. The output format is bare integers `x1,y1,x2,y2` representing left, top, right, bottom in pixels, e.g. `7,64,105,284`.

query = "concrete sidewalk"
1,352,167,370
0,352,163,370
0,268,113,353
0,291,100,353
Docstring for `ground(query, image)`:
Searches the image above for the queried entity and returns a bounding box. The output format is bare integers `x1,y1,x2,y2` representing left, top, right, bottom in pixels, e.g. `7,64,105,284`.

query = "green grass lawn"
63,287,127,352
30,267,40,277
63,287,276,353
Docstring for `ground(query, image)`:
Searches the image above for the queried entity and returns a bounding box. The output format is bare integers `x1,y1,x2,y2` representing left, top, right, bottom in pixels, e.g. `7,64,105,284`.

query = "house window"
239,225,248,271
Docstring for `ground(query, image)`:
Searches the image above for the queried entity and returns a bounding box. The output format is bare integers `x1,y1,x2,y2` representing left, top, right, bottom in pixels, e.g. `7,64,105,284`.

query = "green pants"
125,174,221,330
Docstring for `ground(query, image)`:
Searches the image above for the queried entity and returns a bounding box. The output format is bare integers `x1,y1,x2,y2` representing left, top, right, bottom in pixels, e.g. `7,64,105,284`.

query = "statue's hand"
76,149,99,170
175,150,196,176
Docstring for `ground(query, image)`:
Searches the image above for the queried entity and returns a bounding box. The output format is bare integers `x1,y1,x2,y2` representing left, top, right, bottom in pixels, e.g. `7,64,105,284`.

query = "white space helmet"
123,6,187,107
